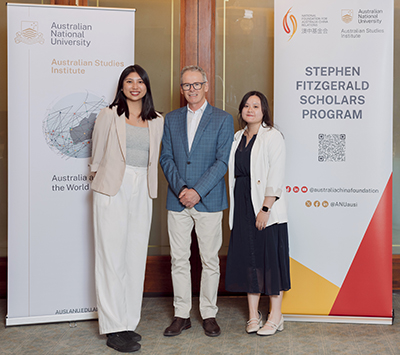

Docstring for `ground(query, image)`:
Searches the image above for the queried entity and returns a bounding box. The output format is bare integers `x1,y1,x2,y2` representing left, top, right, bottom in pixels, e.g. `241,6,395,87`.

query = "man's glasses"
180,82,207,91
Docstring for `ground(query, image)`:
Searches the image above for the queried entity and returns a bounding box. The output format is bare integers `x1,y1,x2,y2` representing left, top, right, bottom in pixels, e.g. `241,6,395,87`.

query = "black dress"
225,134,291,295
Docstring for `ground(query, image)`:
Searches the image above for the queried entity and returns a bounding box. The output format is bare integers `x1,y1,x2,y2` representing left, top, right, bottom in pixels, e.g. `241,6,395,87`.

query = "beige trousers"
93,166,151,335
168,208,223,319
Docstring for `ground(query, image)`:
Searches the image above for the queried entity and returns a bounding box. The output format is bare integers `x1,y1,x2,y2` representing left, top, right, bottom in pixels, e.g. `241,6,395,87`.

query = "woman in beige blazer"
90,65,163,353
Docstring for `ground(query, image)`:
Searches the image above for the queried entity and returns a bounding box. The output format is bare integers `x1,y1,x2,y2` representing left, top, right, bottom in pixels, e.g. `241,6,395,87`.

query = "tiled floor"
1,293,399,354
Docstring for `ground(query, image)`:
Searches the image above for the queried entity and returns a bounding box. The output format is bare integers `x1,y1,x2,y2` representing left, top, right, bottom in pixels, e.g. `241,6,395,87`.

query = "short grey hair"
180,65,208,83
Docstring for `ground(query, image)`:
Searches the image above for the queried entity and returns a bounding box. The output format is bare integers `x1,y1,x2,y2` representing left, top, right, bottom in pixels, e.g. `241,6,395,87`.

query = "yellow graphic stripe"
289,15,297,41
282,258,340,315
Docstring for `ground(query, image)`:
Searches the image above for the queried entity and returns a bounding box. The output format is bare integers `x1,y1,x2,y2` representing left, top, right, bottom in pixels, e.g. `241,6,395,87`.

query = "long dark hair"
237,91,273,129
109,64,158,121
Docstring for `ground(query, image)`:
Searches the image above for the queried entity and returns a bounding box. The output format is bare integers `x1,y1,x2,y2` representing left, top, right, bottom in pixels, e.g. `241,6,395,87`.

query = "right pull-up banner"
275,0,393,324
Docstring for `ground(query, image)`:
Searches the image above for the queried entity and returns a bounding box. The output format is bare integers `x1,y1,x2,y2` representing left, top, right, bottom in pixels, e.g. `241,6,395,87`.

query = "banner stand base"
5,312,98,327
284,312,393,325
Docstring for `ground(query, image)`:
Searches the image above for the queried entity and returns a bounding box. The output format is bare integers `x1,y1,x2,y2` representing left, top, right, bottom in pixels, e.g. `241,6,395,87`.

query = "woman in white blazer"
90,65,163,353
225,91,290,336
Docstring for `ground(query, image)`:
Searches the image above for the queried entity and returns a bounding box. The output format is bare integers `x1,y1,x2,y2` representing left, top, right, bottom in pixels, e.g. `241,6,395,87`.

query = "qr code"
318,134,346,162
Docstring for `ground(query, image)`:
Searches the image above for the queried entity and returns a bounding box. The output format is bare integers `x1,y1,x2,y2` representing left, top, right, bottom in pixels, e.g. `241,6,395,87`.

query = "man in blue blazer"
160,65,234,337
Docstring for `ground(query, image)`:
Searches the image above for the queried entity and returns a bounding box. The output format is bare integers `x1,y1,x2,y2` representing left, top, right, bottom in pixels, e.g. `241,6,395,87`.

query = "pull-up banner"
275,0,393,323
7,3,135,326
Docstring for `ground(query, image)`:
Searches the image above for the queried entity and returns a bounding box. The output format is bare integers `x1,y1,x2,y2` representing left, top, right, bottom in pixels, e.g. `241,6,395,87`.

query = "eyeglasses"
180,82,207,91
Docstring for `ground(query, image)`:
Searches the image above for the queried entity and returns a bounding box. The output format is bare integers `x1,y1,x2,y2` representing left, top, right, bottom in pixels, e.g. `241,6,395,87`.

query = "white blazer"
228,125,288,230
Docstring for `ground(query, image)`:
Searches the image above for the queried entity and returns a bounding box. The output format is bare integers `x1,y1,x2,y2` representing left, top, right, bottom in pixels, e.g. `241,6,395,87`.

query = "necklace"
244,130,257,140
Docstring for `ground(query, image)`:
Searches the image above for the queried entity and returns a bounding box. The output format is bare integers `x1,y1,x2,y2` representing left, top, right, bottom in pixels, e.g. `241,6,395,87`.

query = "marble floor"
1,292,399,355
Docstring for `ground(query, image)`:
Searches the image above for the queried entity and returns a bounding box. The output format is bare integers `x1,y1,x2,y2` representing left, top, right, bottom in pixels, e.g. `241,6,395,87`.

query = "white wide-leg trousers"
93,166,152,335
168,208,223,319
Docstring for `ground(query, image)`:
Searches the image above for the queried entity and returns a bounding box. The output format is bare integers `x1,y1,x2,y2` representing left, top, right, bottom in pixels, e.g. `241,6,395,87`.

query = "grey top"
125,124,149,167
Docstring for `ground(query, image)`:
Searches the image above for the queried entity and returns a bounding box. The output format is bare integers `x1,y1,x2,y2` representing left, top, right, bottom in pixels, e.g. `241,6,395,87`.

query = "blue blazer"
160,103,234,212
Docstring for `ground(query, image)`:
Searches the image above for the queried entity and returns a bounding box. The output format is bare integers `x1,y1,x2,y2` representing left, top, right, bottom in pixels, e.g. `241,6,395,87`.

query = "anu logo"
341,9,353,24
15,21,44,45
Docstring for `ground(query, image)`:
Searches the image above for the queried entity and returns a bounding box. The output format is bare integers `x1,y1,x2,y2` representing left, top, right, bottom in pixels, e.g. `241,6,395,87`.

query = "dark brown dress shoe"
203,318,221,337
163,317,191,336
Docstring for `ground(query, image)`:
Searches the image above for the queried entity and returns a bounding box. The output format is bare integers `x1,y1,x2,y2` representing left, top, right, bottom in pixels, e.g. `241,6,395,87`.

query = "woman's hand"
255,210,270,231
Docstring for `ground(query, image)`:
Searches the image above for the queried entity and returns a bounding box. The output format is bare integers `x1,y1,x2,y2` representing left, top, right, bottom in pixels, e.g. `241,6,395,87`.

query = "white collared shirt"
187,100,207,151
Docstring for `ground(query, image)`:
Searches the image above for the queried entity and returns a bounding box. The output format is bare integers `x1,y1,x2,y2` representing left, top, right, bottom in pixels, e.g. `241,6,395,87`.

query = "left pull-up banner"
7,3,135,326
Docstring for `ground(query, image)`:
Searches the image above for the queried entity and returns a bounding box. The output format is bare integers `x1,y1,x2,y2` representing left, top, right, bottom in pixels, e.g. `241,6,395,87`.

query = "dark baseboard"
392,255,400,290
0,257,6,299
1,255,400,299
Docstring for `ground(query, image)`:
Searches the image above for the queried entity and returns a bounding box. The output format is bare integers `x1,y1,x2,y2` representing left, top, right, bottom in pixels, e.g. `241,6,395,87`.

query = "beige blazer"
89,106,164,198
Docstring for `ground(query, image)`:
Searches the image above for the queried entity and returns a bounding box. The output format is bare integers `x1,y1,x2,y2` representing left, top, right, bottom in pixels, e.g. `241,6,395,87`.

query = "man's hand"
179,188,200,208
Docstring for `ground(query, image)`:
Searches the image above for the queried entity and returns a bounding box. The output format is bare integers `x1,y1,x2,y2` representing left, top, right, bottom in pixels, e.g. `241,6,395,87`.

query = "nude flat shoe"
257,315,284,336
246,311,263,334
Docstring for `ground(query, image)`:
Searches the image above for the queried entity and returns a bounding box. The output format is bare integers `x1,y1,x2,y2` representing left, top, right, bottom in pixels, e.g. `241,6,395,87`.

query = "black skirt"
225,134,291,295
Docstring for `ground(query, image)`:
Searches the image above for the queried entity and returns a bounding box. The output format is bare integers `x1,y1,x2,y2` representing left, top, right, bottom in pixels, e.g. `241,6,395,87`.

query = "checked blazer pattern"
160,103,234,212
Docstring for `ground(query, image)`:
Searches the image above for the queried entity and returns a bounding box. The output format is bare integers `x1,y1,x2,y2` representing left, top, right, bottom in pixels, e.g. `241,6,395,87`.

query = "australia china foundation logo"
283,7,297,41
15,21,44,45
